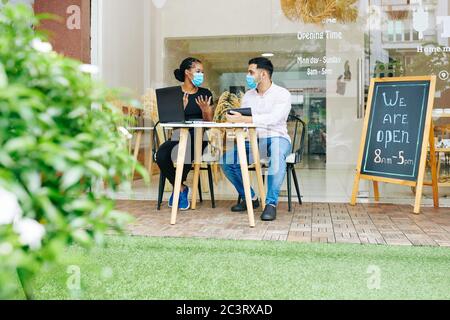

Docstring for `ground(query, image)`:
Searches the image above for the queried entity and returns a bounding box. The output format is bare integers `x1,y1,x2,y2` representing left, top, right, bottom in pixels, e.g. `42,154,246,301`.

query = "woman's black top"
170,86,213,141
180,86,214,121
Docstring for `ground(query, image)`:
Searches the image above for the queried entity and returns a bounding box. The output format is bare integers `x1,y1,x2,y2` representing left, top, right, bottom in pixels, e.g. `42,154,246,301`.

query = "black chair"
237,114,306,212
285,114,306,211
153,121,216,210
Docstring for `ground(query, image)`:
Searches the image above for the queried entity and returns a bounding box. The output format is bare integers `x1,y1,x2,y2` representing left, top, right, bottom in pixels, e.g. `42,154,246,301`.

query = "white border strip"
90,0,103,80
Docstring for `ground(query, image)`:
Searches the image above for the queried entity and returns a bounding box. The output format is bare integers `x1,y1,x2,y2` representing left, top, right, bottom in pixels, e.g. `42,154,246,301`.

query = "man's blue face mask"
191,72,204,87
246,74,258,90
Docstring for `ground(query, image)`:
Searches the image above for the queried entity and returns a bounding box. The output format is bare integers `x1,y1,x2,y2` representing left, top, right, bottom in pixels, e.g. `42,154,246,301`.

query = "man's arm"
226,110,253,123
226,93,253,123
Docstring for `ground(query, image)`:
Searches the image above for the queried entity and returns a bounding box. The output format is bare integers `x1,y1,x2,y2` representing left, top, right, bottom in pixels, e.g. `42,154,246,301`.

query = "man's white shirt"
242,83,292,142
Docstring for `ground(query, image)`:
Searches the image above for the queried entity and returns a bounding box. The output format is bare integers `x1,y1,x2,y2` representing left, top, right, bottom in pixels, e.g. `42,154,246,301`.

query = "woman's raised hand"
195,95,212,112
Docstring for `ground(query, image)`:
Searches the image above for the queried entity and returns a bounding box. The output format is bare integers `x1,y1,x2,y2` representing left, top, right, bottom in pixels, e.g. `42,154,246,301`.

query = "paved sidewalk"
116,201,450,247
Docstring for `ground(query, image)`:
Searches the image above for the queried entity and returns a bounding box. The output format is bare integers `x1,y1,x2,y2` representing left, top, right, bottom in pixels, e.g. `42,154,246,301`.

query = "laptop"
155,86,214,124
155,86,185,123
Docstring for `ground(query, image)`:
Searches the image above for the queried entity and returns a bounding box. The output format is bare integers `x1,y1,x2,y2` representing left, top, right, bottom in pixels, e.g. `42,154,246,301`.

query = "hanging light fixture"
152,0,167,9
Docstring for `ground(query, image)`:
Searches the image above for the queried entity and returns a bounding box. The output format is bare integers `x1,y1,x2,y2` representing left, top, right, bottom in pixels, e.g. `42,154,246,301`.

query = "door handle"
357,58,365,119
357,58,361,119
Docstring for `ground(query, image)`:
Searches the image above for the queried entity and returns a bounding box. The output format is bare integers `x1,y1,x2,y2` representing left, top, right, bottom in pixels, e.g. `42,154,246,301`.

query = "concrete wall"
99,0,147,99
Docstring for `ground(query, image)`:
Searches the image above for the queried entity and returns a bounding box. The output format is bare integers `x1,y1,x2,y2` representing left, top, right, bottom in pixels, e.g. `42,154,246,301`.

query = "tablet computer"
228,108,252,117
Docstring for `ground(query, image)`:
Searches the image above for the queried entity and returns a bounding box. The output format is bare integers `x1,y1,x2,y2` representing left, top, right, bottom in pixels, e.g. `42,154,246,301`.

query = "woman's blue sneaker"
179,186,190,211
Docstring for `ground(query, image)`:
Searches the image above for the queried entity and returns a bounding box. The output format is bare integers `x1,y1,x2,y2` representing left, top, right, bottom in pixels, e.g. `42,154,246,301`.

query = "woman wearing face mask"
156,57,214,210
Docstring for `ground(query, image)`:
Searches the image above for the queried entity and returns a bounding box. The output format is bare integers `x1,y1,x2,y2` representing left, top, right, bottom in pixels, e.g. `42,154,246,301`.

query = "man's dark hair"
248,57,274,78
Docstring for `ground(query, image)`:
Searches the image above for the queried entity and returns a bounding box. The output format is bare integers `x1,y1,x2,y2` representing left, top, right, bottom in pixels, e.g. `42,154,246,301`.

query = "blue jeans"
221,137,291,206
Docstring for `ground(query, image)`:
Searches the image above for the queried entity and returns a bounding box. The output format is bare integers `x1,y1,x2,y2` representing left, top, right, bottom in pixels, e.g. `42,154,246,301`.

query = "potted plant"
0,4,147,299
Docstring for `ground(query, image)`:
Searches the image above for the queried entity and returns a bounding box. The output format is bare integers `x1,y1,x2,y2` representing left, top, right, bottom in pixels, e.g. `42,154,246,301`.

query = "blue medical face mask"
191,72,204,87
246,74,258,90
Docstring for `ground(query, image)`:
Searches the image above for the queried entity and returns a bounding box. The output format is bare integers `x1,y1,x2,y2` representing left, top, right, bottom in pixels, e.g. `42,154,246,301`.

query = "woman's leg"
155,140,179,186
157,139,209,188
181,141,210,185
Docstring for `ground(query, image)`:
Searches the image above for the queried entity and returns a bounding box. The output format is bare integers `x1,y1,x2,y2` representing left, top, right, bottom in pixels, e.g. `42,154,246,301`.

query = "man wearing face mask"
156,57,214,211
221,57,292,221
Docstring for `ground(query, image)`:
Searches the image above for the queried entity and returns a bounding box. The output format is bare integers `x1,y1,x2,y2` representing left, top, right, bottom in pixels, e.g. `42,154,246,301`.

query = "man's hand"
226,110,252,123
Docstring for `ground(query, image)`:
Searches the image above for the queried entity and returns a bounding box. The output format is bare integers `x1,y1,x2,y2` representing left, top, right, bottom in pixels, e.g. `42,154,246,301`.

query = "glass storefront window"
140,0,449,202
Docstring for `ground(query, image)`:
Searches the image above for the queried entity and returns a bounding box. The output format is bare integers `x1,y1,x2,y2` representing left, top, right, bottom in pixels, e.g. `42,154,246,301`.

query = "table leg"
249,128,266,210
171,128,189,225
132,130,143,180
147,130,154,180
235,129,255,228
191,127,203,210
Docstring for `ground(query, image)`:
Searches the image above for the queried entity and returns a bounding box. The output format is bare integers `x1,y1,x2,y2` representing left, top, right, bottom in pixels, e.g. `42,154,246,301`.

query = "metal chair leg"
207,165,216,208
157,173,165,210
198,175,203,203
291,165,302,205
287,166,292,212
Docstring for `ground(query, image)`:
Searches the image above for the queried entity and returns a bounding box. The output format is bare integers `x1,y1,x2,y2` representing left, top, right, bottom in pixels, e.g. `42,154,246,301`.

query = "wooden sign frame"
351,76,438,214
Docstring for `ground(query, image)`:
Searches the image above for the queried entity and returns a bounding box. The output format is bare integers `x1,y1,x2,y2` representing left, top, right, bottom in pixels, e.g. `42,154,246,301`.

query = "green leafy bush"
0,4,146,298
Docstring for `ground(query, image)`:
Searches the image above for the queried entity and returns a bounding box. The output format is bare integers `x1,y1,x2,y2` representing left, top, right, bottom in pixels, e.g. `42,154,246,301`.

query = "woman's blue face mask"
191,72,204,87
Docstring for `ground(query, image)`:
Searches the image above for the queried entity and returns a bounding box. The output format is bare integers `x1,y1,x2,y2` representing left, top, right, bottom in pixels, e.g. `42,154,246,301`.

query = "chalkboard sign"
360,80,430,181
351,76,438,214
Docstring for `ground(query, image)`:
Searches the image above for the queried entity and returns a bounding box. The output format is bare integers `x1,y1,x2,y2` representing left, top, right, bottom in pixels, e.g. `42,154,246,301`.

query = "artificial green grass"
21,236,450,300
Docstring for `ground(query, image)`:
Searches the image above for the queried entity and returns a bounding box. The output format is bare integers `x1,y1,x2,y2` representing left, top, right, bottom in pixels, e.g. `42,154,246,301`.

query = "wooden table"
127,127,155,179
160,122,266,228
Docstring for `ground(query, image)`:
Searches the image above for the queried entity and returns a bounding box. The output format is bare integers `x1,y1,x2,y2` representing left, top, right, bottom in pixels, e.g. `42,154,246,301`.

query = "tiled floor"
114,168,450,206
116,200,450,247
111,165,450,247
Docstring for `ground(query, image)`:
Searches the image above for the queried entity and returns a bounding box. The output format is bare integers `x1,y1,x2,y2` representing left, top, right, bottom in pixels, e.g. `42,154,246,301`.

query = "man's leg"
221,142,256,203
260,137,291,221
